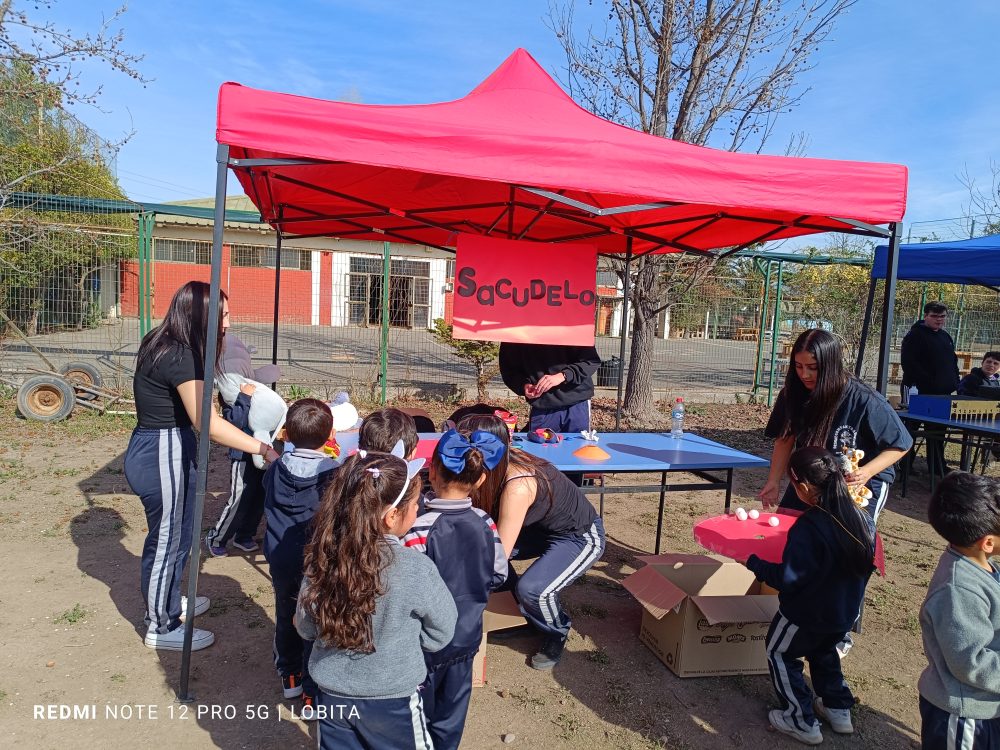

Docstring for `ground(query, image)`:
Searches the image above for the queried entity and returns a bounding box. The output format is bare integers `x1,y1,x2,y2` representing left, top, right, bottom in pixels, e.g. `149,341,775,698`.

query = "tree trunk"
622,308,658,421
476,362,489,402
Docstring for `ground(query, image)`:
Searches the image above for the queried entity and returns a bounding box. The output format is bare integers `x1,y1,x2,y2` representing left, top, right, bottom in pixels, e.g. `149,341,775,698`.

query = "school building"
119,195,625,334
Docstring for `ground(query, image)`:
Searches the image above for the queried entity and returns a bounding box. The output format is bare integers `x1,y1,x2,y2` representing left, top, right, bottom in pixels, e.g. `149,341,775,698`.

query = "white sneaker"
768,709,823,745
145,625,215,651
179,595,210,622
836,634,853,659
813,698,853,734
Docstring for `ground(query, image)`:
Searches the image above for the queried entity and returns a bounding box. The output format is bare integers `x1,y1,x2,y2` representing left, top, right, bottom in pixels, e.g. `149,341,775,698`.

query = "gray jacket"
918,548,1000,720
296,535,457,699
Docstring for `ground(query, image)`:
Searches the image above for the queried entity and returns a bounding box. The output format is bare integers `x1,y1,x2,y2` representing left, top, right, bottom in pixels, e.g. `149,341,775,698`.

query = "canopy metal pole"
766,261,784,407
614,237,633,430
875,223,902,395
752,260,772,397
180,143,230,700
854,277,878,379
380,241,390,405
270,207,283,386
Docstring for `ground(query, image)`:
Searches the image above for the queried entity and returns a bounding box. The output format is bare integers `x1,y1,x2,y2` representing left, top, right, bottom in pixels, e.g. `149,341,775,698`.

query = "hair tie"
438,428,506,474
365,466,381,479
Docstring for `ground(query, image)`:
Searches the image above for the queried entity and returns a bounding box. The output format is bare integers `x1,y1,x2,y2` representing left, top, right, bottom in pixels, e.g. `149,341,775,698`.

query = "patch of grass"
587,648,610,665
508,686,545,709
0,461,28,480
901,614,921,634
0,689,6,701
51,467,82,477
54,603,87,625
553,712,582,739
109,673,126,684
40,525,64,538
882,675,907,691
247,619,266,630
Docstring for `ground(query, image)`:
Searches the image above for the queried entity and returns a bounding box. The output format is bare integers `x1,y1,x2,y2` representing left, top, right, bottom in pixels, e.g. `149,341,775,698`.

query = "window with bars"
230,244,312,270
154,238,211,265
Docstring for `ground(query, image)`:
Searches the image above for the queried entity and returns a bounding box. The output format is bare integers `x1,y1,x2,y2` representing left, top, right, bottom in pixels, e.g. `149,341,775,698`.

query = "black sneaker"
530,634,567,670
282,672,304,699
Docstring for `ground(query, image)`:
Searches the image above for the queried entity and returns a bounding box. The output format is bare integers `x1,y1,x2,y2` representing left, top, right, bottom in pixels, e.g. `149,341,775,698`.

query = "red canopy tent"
178,50,908,693
215,48,906,255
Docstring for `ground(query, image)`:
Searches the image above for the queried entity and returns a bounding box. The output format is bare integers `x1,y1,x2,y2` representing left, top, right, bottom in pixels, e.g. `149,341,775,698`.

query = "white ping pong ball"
748,509,760,520
735,509,748,521
768,516,780,527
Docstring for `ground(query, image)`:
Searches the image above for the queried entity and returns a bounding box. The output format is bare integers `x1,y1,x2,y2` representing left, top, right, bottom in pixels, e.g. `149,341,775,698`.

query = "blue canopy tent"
855,234,1000,374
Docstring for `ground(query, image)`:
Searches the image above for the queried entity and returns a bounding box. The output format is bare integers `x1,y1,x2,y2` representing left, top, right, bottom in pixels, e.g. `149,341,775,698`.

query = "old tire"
17,375,76,422
59,361,103,399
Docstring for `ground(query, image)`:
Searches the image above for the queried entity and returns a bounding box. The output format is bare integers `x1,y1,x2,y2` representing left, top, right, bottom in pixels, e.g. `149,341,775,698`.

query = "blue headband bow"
437,429,506,474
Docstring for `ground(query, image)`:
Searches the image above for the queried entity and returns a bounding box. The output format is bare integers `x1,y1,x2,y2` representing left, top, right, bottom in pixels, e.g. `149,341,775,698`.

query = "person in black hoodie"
263,398,338,720
402,428,507,750
958,351,1000,396
901,302,959,474
744,446,877,746
499,343,600,433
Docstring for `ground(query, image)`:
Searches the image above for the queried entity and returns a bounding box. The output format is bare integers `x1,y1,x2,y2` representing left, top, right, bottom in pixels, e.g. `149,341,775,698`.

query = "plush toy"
216,373,288,469
216,335,287,469
838,447,873,508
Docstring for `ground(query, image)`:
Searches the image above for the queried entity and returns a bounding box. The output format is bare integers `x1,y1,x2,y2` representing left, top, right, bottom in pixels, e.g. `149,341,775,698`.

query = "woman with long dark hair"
758,329,912,519
460,414,605,671
125,281,279,651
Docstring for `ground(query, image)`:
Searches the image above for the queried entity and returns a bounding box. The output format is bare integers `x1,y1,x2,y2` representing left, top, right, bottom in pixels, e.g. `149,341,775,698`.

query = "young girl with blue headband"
402,427,509,750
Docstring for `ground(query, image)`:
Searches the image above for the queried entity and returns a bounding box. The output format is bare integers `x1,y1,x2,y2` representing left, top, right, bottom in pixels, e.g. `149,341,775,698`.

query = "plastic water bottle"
670,397,685,439
903,385,918,408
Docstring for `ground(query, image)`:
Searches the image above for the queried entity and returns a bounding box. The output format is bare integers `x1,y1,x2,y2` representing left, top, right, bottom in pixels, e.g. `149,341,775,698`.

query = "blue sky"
43,0,1000,242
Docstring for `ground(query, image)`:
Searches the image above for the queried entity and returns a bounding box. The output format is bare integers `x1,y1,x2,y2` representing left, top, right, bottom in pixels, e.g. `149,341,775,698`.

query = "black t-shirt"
766,378,913,487
513,461,597,535
133,343,204,428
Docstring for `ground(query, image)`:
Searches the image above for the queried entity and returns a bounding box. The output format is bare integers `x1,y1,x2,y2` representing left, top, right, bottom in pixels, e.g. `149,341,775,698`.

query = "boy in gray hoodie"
919,472,1000,749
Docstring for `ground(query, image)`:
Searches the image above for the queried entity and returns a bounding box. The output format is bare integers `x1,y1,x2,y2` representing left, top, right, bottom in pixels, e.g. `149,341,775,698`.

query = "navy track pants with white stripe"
508,518,606,637
421,658,474,750
124,426,197,635
766,612,854,733
316,690,434,750
921,696,1000,750
205,454,264,548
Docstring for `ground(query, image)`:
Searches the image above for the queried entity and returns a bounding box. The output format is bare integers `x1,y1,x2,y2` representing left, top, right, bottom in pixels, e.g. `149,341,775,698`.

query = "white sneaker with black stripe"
179,595,210,622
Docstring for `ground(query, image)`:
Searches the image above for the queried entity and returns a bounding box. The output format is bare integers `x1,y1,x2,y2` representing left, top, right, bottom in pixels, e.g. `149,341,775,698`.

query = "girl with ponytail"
401,427,509,750
296,452,457,749
744,446,877,745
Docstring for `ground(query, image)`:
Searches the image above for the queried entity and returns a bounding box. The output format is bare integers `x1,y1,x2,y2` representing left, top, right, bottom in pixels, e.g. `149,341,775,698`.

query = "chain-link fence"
2,207,999,407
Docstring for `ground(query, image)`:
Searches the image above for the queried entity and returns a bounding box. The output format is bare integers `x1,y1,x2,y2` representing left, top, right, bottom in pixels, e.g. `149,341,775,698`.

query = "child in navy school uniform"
264,398,338,718
297,451,457,749
204,383,266,556
402,427,508,750
743,446,877,746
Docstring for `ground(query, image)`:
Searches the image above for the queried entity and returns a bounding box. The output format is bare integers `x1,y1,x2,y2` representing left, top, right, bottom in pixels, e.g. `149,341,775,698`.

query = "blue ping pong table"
336,430,768,554
512,431,768,554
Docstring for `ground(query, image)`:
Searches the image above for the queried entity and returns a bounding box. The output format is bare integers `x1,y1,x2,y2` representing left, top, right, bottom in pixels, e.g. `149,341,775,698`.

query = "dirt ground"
0,399,979,749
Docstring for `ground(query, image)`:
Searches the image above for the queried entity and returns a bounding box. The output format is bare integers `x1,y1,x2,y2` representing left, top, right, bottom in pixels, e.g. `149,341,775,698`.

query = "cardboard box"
623,553,778,677
472,590,527,687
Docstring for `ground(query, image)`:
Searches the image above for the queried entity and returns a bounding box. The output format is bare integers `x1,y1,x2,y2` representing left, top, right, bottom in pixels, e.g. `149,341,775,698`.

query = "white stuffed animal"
216,373,288,469
217,335,287,469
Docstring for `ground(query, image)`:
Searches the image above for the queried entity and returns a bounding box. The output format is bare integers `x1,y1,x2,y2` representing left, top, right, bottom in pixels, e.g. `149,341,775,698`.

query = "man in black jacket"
901,302,959,474
498,343,600,433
